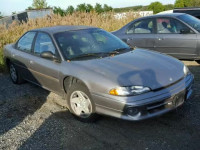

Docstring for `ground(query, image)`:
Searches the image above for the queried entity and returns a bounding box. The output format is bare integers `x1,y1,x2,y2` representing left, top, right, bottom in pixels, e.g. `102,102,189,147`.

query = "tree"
12,12,17,15
32,0,48,9
148,2,165,14
95,3,104,14
76,3,87,12
53,7,66,16
27,6,34,10
188,0,200,7
0,12,3,19
86,4,94,12
173,0,199,7
103,4,113,12
164,4,174,10
174,0,185,7
66,6,74,15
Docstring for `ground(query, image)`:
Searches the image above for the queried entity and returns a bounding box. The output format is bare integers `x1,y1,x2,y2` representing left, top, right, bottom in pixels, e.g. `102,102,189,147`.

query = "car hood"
73,49,185,90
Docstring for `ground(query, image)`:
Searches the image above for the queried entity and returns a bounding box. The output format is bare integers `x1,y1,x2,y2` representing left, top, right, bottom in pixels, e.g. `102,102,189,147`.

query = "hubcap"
70,91,92,118
10,64,17,82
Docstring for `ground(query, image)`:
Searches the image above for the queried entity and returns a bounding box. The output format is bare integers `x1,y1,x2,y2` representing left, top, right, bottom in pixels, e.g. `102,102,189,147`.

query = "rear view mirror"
180,28,191,34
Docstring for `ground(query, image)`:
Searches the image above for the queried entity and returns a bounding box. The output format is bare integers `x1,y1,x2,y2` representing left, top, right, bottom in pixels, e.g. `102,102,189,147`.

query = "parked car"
173,7,200,19
4,26,193,122
112,13,200,64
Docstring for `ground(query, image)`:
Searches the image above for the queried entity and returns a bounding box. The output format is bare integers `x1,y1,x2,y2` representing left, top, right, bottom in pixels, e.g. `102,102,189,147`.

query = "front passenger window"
172,19,194,34
156,18,193,34
34,32,56,55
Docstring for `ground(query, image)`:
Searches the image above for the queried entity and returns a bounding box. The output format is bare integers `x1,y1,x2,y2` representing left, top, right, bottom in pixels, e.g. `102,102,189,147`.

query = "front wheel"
195,60,200,64
9,63,24,84
66,82,98,122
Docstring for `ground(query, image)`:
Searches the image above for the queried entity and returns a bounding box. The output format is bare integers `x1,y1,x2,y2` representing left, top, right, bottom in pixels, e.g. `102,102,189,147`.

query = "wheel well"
63,76,86,94
5,58,10,68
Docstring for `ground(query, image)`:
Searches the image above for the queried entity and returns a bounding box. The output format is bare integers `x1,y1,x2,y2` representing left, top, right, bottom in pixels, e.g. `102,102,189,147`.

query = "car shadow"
18,63,200,150
0,73,50,136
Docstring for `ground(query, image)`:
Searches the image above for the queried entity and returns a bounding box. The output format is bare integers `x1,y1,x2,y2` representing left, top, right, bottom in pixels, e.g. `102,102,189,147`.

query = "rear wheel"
66,81,98,122
9,63,24,84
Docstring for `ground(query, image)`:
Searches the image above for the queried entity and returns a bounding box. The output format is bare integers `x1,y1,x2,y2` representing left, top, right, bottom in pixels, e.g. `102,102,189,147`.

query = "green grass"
0,49,6,72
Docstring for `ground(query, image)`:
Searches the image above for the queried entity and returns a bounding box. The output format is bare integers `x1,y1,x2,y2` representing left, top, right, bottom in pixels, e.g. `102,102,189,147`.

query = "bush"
0,12,140,72
148,2,165,14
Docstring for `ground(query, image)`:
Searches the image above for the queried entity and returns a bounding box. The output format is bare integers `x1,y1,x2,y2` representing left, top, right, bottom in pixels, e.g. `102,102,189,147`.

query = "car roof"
154,13,186,17
137,13,186,20
174,7,200,10
30,25,98,34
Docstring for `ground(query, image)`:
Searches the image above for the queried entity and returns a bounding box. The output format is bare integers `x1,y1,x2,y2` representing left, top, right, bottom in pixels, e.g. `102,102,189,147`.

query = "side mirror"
180,28,191,34
40,51,60,62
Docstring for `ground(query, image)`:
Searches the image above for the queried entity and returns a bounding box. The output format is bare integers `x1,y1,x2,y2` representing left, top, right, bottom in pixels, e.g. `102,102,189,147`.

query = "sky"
1,0,176,16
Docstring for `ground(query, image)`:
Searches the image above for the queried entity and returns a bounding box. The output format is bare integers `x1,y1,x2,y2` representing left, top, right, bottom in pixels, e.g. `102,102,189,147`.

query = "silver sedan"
4,26,194,122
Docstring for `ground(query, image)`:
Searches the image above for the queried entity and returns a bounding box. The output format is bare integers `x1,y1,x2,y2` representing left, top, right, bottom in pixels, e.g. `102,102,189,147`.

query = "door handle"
127,38,133,41
157,38,164,41
30,60,34,64
12,53,19,57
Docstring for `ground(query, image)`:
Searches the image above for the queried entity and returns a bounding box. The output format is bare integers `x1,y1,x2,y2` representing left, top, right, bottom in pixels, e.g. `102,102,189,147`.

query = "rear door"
154,17,198,59
29,32,62,94
121,18,156,50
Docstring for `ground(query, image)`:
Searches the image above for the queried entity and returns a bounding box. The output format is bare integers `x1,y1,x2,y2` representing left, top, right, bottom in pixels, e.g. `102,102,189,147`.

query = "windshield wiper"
69,53,102,60
109,47,131,54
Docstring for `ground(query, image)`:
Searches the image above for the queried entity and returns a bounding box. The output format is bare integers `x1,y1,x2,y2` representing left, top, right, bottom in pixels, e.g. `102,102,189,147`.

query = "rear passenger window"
34,32,56,55
127,19,154,34
17,32,36,52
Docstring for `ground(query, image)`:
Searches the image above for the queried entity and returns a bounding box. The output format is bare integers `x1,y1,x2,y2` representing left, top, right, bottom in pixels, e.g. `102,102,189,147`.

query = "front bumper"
92,74,194,121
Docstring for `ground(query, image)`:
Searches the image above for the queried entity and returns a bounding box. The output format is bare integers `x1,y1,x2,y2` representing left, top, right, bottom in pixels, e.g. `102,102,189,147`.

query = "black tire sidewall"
196,60,200,64
9,63,18,84
9,63,23,84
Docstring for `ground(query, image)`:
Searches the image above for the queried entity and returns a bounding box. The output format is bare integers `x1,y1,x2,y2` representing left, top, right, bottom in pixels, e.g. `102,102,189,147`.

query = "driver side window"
34,32,56,56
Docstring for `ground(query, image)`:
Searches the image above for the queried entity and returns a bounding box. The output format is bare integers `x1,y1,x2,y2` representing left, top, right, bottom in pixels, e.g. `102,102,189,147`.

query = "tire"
9,63,24,84
195,60,200,64
66,81,98,122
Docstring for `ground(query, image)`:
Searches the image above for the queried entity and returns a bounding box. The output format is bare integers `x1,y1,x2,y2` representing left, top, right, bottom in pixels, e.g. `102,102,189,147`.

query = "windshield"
177,14,200,32
54,29,129,60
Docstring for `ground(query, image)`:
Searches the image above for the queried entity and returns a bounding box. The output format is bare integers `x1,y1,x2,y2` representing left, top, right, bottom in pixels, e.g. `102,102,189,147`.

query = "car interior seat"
160,22,171,33
135,22,151,33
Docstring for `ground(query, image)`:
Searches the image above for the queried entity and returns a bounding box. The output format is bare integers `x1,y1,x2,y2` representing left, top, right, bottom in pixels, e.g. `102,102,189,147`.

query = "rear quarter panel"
3,44,15,62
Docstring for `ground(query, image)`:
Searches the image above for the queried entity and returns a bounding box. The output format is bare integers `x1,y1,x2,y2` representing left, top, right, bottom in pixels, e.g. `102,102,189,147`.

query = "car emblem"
169,78,173,82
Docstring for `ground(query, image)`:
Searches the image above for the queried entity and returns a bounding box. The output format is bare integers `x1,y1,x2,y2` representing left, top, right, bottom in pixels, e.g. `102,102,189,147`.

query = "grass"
0,49,4,72
0,12,140,72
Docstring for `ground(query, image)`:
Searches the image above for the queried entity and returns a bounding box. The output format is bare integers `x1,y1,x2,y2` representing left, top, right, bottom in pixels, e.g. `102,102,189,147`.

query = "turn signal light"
109,89,118,95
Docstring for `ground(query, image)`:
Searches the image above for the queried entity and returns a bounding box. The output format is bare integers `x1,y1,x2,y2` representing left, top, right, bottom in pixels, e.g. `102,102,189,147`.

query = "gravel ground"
0,61,199,150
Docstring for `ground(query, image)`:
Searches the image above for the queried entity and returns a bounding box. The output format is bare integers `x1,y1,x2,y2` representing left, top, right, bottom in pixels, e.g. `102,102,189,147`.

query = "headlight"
183,65,189,76
109,86,151,96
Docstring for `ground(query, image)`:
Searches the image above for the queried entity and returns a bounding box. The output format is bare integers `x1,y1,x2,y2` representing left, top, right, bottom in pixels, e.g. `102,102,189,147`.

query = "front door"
154,17,198,59
29,32,62,94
